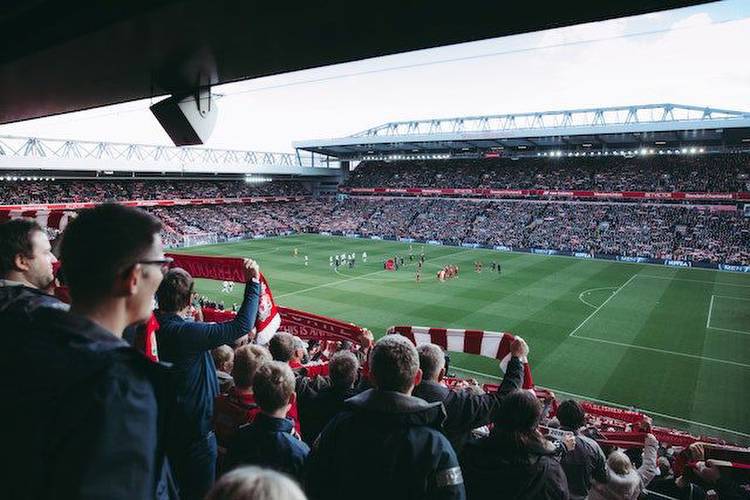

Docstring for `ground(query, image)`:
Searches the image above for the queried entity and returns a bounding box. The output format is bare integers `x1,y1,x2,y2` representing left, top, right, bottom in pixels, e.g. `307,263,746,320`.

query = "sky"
1,0,749,154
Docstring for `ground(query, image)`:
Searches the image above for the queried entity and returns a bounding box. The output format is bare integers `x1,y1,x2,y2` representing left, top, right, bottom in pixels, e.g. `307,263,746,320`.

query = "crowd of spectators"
343,154,750,192
150,198,750,265
1,209,748,500
0,179,308,205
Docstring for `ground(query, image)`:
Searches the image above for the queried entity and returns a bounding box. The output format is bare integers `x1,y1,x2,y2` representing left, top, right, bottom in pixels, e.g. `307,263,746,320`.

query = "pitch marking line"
275,249,472,299
449,367,750,439
569,274,638,337
569,336,750,368
706,294,750,336
578,287,619,309
638,274,750,288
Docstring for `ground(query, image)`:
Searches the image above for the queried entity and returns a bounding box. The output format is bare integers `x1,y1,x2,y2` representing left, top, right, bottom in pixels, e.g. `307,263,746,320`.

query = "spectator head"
253,361,296,415
370,335,422,394
156,268,193,313
417,343,445,382
232,345,272,391
268,332,296,362
212,345,235,374
556,399,586,431
60,204,166,327
607,451,633,475
205,466,306,500
329,350,359,389
0,219,57,290
492,389,544,453
292,336,307,362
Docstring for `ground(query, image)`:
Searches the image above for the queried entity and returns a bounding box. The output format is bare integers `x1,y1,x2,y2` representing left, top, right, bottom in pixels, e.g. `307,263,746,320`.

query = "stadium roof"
294,103,750,160
0,1,709,124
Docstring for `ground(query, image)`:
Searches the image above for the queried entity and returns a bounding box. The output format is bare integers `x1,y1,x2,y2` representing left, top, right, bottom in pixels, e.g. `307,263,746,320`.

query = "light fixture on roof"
689,147,697,154
699,148,705,153
681,148,687,154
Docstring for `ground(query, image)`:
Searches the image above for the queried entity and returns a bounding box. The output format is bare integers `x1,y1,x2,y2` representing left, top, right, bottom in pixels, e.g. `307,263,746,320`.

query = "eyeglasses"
137,257,174,275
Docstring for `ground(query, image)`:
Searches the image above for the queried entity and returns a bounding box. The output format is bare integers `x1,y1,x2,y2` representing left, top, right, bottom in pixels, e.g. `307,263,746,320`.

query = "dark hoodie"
0,280,68,318
0,307,175,500
306,389,466,500
462,430,570,500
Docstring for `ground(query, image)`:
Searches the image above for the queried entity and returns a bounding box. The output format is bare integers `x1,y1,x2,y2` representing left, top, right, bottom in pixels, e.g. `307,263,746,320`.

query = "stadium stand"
142,197,750,266
343,154,750,193
0,179,309,205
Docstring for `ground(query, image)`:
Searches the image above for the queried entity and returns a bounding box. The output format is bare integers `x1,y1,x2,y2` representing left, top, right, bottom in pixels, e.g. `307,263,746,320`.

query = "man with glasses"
1,204,177,499
155,260,261,500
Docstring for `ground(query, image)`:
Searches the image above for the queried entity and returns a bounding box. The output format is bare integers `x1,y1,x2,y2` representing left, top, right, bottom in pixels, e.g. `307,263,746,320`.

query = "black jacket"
225,413,310,481
298,384,360,445
0,281,68,317
462,432,569,500
306,389,466,500
560,430,608,500
0,307,176,500
156,280,259,442
412,355,524,454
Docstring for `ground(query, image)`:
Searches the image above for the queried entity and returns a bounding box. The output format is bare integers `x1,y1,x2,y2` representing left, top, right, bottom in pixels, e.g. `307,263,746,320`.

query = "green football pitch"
174,234,750,444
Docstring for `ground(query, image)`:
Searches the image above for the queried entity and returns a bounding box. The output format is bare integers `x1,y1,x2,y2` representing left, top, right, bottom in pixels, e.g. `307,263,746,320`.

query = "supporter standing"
212,345,236,394
306,335,466,500
588,433,658,500
156,261,261,500
224,362,310,481
297,350,361,445
412,339,525,454
1,204,176,499
0,219,66,315
462,389,573,500
556,399,608,499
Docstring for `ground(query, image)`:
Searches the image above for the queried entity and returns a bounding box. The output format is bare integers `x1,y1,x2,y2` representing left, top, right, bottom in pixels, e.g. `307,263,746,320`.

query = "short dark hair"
60,204,162,303
0,219,43,278
268,332,295,362
370,335,419,393
329,350,359,389
253,361,295,413
156,268,193,312
556,399,586,430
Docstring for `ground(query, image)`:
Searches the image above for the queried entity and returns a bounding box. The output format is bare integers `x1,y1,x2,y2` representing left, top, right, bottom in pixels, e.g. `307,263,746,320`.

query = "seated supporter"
0,219,67,316
224,362,310,482
412,339,526,454
298,350,361,445
1,204,175,499
306,334,466,500
214,345,272,453
556,399,608,500
156,262,261,500
206,466,306,500
588,433,658,500
213,345,236,394
462,389,573,500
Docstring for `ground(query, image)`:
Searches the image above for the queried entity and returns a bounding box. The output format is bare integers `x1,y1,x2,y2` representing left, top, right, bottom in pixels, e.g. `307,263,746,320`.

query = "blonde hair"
607,450,633,475
206,466,306,500
232,345,272,389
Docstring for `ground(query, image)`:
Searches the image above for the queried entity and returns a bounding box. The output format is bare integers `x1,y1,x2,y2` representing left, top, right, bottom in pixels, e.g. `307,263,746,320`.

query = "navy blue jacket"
224,412,310,481
156,279,259,441
412,356,524,454
0,307,176,500
306,389,466,500
0,281,68,317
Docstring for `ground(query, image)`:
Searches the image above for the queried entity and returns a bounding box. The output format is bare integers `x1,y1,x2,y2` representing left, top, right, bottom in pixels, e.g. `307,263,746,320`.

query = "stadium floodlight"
649,149,655,154
640,148,648,155
12,177,18,181
604,151,609,155
689,147,697,154
658,150,664,154
681,148,688,154
699,148,705,153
